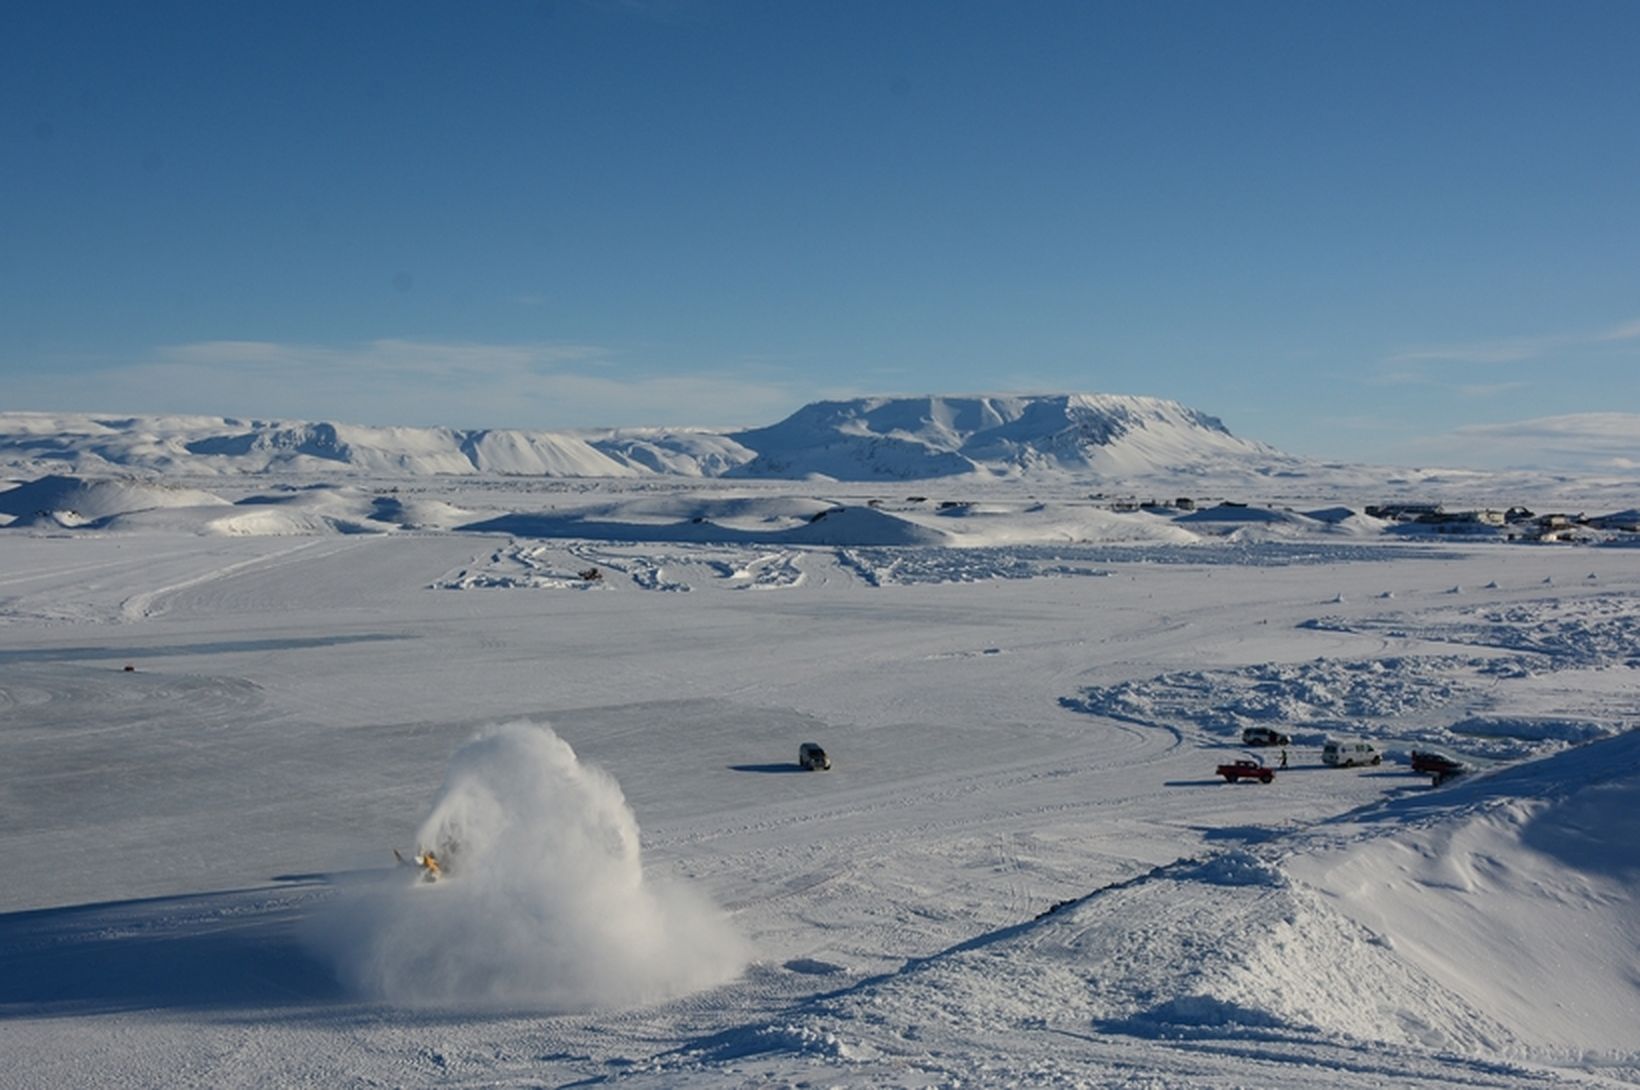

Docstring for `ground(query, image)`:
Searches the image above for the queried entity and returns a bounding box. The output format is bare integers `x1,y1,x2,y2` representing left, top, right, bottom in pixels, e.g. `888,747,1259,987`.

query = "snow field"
1,518,1638,1088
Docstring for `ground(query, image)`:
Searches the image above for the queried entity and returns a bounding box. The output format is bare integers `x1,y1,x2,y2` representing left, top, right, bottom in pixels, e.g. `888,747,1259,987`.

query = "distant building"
1530,513,1583,542
1418,509,1505,530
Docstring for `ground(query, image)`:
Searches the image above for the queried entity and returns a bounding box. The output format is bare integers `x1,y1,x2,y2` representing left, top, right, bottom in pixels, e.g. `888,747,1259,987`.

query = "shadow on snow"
0,883,346,1017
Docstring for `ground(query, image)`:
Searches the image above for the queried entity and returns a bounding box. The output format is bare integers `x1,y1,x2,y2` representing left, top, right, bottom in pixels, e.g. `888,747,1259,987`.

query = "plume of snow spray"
314,722,747,1008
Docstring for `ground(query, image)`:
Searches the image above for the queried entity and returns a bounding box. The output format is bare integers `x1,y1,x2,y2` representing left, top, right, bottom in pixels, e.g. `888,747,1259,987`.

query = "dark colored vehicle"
1410,750,1466,783
1217,759,1274,784
798,742,831,771
1242,727,1291,746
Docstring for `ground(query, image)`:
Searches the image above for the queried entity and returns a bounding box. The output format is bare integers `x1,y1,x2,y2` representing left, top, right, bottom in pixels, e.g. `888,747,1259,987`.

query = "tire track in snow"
118,538,371,621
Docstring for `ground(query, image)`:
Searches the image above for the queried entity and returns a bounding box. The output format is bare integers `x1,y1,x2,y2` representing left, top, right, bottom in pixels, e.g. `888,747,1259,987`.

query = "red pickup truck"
1216,759,1274,784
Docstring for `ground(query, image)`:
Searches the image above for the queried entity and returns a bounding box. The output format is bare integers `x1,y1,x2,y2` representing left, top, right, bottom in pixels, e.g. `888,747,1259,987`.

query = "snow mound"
461,498,951,547
1174,503,1328,542
1450,715,1617,744
923,499,1201,547
780,504,948,545
1288,730,1640,1059
1170,849,1288,888
366,494,479,531
106,485,411,535
1177,502,1309,525
215,486,390,534
0,474,230,527
310,722,746,1009
1054,852,1514,1050
680,844,1506,1068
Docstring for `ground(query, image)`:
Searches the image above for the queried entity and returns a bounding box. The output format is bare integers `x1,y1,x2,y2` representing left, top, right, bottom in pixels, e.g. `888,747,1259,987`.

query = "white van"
1322,739,1380,767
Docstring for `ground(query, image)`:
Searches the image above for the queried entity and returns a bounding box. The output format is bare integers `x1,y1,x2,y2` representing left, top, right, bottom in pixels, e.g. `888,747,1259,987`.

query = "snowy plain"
2,413,1639,1088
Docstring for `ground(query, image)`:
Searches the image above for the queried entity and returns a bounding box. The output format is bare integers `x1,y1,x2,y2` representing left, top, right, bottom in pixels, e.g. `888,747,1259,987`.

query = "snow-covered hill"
0,473,232,528
0,413,642,478
0,395,1293,482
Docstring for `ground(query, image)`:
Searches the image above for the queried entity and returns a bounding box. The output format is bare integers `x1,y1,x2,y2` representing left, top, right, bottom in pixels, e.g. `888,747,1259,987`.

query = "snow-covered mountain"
0,395,1294,482
727,394,1293,479
0,414,646,478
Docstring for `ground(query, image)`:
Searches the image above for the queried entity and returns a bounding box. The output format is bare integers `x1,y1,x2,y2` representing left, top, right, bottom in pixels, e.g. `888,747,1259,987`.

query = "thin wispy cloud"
1410,412,1640,472
1595,319,1640,342
163,339,608,380
1366,368,1430,388
16,339,807,431
1388,336,1553,366
1455,412,1640,450
1456,380,1530,399
1386,317,1640,367
1314,413,1418,434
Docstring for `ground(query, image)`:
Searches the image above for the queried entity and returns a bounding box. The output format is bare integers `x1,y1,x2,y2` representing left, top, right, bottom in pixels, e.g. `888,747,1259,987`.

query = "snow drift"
1286,730,1640,1060
312,723,746,1009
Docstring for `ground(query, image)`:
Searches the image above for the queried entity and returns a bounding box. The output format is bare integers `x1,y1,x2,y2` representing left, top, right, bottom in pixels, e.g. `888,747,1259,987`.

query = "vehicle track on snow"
119,538,370,621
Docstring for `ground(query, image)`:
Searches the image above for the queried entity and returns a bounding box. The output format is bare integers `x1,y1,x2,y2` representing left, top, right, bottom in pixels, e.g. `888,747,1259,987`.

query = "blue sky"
4,0,1637,468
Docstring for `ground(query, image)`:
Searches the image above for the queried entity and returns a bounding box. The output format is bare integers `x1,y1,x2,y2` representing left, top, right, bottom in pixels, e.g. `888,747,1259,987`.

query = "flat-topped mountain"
0,394,1296,481
727,394,1289,479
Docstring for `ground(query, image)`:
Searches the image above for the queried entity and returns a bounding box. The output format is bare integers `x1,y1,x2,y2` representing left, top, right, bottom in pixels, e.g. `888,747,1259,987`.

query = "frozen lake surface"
2,495,1637,1088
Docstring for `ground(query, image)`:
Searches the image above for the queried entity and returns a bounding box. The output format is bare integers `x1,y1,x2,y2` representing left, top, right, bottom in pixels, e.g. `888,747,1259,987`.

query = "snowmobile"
393,847,447,881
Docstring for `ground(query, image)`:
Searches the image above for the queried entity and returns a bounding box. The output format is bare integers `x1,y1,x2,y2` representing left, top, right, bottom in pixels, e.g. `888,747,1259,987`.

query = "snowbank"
1450,715,1616,744
1288,730,1640,1059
